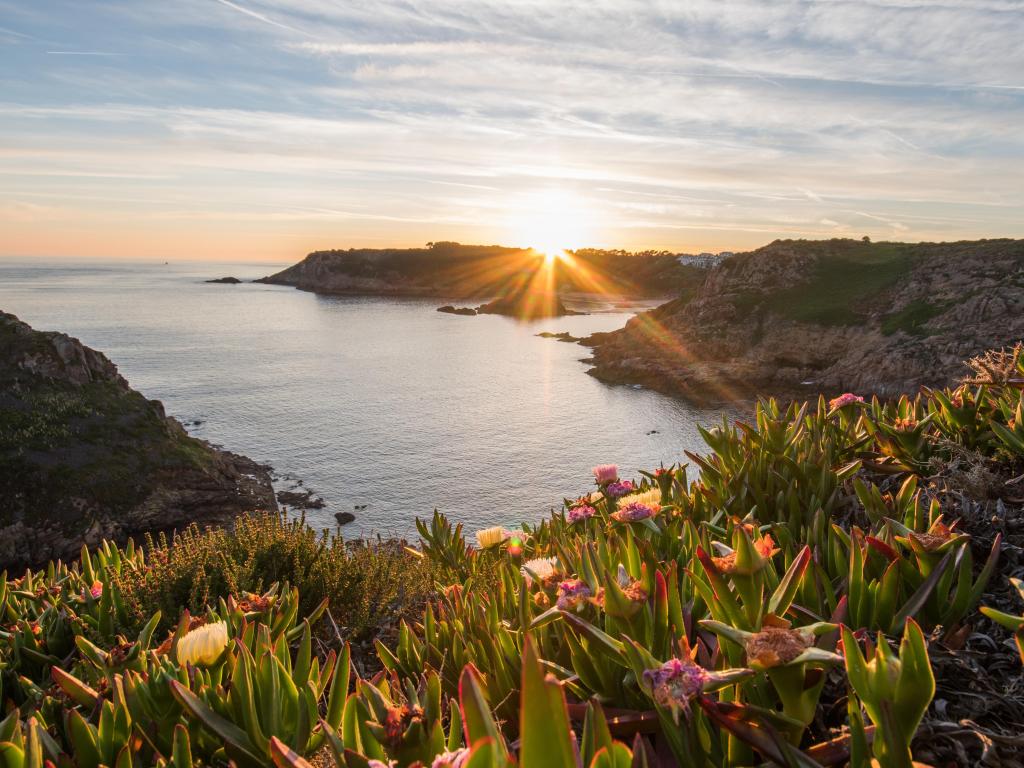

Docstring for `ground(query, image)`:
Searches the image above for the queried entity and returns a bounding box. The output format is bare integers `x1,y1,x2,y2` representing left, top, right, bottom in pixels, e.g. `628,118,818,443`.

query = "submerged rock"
0,311,276,570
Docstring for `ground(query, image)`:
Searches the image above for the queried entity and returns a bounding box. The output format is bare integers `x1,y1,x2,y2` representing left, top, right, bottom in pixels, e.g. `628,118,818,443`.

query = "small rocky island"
205,276,242,284
0,311,276,569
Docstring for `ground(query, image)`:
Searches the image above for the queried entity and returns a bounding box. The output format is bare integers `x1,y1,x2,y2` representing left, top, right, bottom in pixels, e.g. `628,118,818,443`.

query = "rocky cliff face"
0,312,277,569
585,238,1024,402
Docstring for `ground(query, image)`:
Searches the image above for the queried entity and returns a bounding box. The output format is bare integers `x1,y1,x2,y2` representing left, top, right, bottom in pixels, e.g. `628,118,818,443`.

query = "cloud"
0,0,1021,258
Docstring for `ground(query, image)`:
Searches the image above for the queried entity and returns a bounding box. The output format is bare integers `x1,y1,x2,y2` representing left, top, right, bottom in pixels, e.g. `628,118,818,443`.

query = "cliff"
0,312,276,569
257,242,706,300
585,238,1024,402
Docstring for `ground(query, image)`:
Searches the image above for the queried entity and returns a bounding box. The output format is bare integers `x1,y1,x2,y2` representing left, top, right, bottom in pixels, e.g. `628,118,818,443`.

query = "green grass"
733,241,916,326
881,298,950,336
769,242,913,325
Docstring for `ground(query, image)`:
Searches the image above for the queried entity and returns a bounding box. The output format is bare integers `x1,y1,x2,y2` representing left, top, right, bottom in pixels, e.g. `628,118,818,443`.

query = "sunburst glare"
508,189,592,257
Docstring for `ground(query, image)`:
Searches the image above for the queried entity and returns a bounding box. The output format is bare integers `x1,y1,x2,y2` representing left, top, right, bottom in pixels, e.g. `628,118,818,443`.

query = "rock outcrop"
0,312,276,569
257,242,707,301
205,276,242,284
585,238,1024,402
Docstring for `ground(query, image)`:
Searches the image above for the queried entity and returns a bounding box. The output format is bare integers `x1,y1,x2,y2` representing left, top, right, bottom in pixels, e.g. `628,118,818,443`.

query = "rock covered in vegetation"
0,311,276,569
257,241,707,299
586,238,1024,402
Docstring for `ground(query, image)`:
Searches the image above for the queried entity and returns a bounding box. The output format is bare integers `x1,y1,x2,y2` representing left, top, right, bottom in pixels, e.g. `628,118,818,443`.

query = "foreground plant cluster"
2,350,1024,767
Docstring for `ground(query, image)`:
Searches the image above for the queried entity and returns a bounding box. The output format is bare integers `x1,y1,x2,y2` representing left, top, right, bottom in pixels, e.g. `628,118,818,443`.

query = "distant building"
677,252,730,269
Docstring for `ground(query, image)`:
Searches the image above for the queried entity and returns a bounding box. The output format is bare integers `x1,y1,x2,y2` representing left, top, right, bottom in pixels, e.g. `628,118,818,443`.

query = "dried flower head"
744,627,813,668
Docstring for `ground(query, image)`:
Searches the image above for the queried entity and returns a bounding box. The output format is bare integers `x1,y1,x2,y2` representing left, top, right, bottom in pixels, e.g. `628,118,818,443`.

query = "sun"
509,189,591,258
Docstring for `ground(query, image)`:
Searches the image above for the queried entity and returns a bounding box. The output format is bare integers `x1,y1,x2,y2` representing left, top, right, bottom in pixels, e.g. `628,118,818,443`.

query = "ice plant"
431,748,469,768
175,621,228,667
829,393,864,410
611,501,658,522
555,579,592,610
605,480,634,498
842,619,934,768
639,656,753,725
980,577,1024,663
567,503,596,523
592,464,619,484
474,526,510,549
520,557,558,586
702,620,840,730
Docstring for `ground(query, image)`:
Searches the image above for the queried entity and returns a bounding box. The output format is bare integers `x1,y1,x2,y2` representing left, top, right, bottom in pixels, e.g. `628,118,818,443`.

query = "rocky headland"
256,241,708,302
0,311,276,569
585,238,1024,402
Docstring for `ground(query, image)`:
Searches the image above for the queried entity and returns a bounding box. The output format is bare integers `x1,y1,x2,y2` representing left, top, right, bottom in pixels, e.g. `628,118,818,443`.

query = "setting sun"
508,189,592,257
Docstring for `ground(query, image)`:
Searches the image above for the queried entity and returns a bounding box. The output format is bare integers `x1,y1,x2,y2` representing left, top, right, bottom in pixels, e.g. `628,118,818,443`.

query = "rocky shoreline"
0,311,278,569
583,238,1024,403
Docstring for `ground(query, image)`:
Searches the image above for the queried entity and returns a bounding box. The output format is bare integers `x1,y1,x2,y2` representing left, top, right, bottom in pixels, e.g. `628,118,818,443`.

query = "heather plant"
116,513,434,640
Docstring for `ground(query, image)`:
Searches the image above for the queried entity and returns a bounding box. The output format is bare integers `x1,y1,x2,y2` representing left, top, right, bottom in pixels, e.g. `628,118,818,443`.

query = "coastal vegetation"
2,346,1023,766
257,242,708,304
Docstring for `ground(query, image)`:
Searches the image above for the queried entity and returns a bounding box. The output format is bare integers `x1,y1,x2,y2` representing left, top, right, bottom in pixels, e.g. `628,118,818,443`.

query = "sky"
1,0,1023,262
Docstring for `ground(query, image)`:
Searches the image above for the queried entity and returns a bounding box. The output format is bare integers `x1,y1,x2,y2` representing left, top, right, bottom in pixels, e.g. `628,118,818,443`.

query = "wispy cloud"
211,0,308,36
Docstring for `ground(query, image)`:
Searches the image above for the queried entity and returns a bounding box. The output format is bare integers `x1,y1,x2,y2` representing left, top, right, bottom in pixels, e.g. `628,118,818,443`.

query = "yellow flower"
475,526,510,549
618,488,662,509
176,621,229,667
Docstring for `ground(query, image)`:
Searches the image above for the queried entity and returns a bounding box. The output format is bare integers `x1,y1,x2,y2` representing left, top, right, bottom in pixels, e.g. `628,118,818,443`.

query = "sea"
0,258,736,540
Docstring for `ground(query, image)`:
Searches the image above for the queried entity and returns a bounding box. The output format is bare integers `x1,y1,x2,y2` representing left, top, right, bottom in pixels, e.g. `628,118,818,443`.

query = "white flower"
521,557,559,586
176,621,229,667
475,526,511,549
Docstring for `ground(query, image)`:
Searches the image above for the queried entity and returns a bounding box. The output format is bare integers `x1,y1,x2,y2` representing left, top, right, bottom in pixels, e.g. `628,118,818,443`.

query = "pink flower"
86,581,103,600
606,480,634,498
592,464,619,484
432,748,470,768
556,579,592,610
568,504,596,523
643,658,709,719
829,393,864,410
612,502,658,523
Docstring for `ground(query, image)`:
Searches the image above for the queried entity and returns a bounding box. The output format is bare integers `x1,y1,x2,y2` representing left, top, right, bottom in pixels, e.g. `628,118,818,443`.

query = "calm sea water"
0,258,734,539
